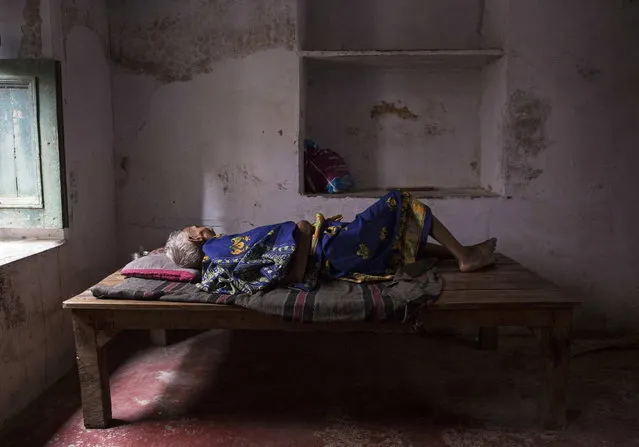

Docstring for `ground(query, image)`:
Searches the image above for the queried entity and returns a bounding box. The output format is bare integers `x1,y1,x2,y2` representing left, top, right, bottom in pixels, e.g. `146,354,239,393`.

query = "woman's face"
184,226,216,243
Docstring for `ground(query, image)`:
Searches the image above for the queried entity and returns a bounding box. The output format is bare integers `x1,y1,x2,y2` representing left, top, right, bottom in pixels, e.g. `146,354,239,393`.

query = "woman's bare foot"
459,238,497,272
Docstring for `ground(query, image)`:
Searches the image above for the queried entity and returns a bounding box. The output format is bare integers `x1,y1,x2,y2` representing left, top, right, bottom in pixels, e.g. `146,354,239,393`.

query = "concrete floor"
1,330,639,447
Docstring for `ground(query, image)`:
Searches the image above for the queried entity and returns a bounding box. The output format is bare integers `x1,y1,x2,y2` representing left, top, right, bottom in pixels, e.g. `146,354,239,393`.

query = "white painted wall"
306,64,482,189
302,0,483,50
0,0,117,429
494,1,639,329
113,0,639,332
0,2,25,58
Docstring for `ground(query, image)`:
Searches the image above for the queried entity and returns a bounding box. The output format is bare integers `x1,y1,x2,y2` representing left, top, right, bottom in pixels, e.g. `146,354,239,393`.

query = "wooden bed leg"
72,312,112,429
538,313,572,430
477,327,498,350
150,329,168,346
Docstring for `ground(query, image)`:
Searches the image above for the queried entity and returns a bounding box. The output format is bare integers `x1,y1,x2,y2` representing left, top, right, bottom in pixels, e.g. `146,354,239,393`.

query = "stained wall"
111,0,639,331
1,0,637,430
0,0,117,428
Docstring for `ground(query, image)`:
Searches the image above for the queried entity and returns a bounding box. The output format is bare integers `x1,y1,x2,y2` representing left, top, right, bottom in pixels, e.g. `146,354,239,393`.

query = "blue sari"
197,222,297,294
197,191,432,295
298,191,433,289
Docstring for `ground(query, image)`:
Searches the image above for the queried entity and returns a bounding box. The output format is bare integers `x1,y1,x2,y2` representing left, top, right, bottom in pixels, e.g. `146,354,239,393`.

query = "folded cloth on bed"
92,258,442,323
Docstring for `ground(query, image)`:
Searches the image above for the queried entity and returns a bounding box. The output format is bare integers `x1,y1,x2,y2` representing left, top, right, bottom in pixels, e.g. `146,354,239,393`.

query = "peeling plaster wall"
0,0,117,429
306,66,482,190
108,0,295,83
493,0,639,329
113,0,638,334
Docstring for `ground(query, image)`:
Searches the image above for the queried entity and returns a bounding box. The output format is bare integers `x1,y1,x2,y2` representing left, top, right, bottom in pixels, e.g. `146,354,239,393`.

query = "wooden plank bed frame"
63,255,579,430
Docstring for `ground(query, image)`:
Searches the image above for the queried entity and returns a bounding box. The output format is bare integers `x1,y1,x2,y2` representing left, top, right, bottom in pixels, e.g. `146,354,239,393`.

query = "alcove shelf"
304,187,500,200
297,0,509,198
300,49,504,69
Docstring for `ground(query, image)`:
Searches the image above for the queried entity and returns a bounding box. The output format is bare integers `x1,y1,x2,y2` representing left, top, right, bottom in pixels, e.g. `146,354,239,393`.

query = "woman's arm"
284,220,314,283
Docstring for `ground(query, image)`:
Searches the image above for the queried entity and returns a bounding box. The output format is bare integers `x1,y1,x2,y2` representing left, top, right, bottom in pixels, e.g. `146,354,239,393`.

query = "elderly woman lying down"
164,191,497,295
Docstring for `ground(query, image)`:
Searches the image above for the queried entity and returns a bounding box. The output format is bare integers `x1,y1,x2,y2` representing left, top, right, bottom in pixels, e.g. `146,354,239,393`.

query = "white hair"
164,230,204,268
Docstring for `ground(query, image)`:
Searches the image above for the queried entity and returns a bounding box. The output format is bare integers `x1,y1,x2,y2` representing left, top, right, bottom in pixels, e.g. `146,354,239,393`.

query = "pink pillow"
121,254,200,282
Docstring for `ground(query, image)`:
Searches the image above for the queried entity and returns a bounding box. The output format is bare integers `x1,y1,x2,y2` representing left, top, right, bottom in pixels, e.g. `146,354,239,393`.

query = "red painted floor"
2,330,639,446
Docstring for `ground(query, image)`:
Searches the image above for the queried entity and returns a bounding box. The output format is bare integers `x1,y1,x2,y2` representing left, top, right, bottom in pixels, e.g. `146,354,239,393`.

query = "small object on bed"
121,252,200,282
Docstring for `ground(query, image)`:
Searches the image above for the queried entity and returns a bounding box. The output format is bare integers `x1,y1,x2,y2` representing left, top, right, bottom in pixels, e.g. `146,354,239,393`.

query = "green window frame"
0,59,67,229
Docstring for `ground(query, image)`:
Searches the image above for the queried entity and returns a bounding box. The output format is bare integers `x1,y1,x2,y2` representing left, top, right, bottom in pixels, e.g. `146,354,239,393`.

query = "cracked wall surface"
505,89,552,185
112,0,639,334
108,0,295,82
18,0,43,58
62,0,109,54
0,0,118,430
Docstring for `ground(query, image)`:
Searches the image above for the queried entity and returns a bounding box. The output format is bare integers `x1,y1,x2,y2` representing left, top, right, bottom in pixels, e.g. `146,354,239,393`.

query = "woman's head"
184,225,216,243
164,226,215,268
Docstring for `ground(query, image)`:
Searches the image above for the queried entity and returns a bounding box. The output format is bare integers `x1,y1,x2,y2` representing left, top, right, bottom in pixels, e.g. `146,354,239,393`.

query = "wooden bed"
63,255,579,430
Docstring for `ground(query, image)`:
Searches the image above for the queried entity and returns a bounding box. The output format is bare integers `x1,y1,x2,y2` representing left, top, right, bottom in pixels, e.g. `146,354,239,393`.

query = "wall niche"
298,0,508,198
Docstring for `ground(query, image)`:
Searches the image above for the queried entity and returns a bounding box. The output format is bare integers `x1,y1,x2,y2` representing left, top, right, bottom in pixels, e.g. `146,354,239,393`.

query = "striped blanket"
92,259,442,323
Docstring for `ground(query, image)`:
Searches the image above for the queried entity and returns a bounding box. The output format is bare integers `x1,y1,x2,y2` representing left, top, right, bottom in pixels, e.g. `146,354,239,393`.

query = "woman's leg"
429,216,497,272
421,242,455,259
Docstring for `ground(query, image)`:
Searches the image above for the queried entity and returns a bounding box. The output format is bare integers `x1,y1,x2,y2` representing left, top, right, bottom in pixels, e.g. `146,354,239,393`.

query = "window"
0,59,67,230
